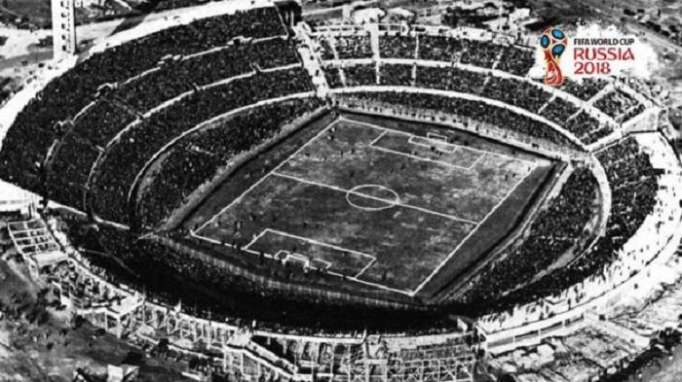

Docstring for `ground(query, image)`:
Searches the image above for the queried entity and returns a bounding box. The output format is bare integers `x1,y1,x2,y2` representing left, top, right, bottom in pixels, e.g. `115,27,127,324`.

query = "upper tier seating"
90,67,313,224
379,35,416,59
117,37,299,112
136,97,324,228
342,92,572,146
0,7,286,195
594,89,642,120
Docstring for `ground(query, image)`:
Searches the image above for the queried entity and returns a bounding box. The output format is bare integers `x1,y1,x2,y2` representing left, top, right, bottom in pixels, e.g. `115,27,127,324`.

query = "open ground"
191,114,555,295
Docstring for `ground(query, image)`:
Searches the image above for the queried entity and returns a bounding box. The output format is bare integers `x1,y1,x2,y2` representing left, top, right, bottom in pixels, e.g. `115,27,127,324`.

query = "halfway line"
272,171,478,225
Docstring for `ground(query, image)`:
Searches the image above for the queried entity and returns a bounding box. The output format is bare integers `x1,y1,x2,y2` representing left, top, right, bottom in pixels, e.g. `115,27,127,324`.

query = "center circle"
345,184,400,211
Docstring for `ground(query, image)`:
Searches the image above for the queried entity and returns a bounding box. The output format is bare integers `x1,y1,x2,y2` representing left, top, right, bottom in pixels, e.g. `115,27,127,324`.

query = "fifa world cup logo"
540,28,567,86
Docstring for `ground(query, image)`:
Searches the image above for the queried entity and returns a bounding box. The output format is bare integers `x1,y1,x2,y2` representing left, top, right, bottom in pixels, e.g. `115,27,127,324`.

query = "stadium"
0,0,681,380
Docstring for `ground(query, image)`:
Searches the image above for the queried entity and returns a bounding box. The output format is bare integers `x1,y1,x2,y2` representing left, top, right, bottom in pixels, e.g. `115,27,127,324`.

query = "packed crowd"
415,66,487,93
59,216,457,334
379,33,534,76
3,14,660,333
46,134,101,209
371,65,554,121
594,89,641,118
466,138,659,314
565,111,613,144
344,92,571,145
379,34,417,59
379,64,414,86
561,78,608,101
117,37,300,112
134,236,452,333
483,77,549,112
318,30,620,149
136,97,324,228
542,97,619,144
319,35,373,60
540,96,580,126
496,46,535,76
0,6,287,200
42,101,138,209
418,35,460,62
336,35,373,59
71,100,138,148
61,217,139,288
459,39,500,68
90,68,313,224
618,103,646,123
343,65,377,87
326,63,610,146
323,65,344,88
461,167,598,304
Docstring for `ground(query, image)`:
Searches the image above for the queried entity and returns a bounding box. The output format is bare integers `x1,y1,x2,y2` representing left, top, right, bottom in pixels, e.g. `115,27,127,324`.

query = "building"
51,0,77,60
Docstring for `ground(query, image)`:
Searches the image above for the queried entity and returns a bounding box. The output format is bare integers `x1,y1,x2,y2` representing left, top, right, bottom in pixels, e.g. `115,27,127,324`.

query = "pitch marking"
408,135,458,154
272,171,478,225
192,116,538,295
347,118,535,165
242,228,413,294
194,118,343,233
411,167,535,295
245,228,376,262
369,145,476,171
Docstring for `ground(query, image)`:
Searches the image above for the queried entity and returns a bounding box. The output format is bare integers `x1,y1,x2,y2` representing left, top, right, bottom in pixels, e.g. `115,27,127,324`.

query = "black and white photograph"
0,0,681,380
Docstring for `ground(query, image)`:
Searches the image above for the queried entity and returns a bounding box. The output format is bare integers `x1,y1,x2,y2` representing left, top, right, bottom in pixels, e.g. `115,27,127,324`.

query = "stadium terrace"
0,1,678,381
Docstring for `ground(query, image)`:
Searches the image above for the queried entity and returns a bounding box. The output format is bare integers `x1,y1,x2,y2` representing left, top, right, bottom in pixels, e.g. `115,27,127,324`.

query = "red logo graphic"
539,27,567,86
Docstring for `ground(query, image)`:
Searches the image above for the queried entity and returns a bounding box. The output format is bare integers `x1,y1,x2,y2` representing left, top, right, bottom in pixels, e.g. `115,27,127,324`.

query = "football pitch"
194,116,551,295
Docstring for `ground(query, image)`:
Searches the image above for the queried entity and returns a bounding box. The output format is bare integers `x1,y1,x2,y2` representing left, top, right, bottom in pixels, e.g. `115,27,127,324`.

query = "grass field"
194,115,553,295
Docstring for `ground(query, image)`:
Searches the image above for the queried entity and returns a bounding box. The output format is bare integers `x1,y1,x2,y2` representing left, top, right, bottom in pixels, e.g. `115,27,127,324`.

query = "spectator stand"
614,82,661,132
342,62,379,87
305,24,621,149
593,87,640,119
41,96,106,183
0,12,673,365
561,78,610,102
322,63,346,89
0,55,78,152
40,35,304,213
152,99,328,232
39,213,482,381
0,4,291,212
582,82,660,150
113,35,299,111
328,85,588,151
321,61,593,146
126,92,318,227
583,157,612,248
84,66,297,196
87,65,312,225
480,132,682,352
333,91,577,161
378,29,418,61
84,0,286,60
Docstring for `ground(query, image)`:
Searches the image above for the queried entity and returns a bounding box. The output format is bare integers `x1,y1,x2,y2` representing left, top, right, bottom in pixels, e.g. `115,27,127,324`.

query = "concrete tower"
51,0,77,60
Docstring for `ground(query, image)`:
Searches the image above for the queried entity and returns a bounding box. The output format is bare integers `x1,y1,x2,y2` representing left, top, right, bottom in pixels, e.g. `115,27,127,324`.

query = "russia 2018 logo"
535,25,644,85
539,27,567,86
